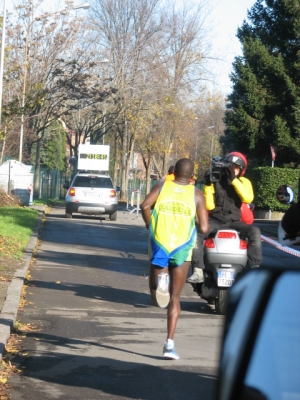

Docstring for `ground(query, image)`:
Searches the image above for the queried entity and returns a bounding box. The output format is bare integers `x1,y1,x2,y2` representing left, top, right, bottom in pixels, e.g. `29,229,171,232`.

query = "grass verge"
0,207,39,260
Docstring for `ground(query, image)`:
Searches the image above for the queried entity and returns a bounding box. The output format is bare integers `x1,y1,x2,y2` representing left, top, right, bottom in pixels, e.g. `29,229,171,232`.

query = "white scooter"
190,229,248,315
276,185,300,246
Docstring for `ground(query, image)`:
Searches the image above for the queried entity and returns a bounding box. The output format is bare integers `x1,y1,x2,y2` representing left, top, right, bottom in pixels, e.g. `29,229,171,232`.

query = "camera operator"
186,151,263,284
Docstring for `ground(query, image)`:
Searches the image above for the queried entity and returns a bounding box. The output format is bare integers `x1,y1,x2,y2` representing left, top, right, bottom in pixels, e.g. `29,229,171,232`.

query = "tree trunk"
145,153,152,195
33,138,42,199
120,118,127,200
125,135,135,196
124,120,134,202
113,135,119,186
0,134,5,164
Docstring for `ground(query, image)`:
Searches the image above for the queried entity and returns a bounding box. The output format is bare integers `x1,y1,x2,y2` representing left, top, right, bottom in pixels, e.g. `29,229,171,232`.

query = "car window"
73,177,113,189
242,271,300,400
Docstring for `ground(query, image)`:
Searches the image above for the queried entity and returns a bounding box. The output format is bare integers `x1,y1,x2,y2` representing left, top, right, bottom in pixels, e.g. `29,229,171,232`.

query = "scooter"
276,185,300,246
190,229,248,315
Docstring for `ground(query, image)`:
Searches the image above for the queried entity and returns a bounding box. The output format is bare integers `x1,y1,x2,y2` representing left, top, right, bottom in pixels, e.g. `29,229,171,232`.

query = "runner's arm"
141,181,164,229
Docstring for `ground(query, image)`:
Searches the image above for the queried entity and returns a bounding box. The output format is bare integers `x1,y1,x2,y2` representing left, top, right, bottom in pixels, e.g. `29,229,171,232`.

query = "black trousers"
192,218,263,268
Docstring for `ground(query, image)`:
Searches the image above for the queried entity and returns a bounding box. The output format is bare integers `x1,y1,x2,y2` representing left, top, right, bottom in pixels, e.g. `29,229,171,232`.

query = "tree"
1,1,116,196
89,0,164,199
89,0,213,197
137,1,211,179
223,0,300,167
1,1,84,161
40,121,66,172
1,0,223,201
53,59,118,160
192,93,225,180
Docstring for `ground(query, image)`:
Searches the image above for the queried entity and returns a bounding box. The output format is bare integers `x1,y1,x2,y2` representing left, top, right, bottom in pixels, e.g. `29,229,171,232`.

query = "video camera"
209,156,232,182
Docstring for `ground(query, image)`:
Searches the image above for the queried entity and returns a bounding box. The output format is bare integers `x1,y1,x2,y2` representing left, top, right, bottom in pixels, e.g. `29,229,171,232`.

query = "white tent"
0,160,34,205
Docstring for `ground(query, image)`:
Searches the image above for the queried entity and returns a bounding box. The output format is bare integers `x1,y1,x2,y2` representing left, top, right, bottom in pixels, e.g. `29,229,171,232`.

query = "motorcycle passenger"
186,151,263,284
165,165,175,181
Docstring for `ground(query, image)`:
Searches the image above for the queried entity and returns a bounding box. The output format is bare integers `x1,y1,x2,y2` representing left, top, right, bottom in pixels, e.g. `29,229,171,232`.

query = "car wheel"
110,210,117,221
215,289,228,315
66,212,72,219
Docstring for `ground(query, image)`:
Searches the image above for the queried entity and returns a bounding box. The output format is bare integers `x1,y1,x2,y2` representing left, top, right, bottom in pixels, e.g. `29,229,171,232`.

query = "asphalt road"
6,207,300,399
8,206,223,400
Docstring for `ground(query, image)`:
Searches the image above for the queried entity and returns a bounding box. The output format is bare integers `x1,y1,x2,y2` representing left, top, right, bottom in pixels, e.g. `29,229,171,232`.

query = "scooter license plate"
218,270,235,287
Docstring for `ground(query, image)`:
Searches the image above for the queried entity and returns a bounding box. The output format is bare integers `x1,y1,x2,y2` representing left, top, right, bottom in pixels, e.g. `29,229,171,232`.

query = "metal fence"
38,176,204,202
40,178,66,200
39,176,150,201
126,179,161,206
125,179,204,206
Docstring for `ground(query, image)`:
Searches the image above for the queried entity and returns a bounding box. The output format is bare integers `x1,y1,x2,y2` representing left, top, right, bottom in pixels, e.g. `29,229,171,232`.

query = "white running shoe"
163,342,179,360
155,273,170,308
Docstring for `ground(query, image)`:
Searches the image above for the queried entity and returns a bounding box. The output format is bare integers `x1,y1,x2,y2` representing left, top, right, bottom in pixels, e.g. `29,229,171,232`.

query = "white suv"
64,172,118,220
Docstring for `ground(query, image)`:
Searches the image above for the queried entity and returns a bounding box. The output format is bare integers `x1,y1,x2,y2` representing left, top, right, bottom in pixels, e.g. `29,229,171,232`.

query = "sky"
207,0,257,95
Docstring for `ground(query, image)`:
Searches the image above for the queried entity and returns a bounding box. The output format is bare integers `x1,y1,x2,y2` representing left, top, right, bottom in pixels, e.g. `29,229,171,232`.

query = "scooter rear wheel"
215,289,228,315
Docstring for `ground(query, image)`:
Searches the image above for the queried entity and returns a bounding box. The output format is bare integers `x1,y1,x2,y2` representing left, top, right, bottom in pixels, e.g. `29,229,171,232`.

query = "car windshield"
243,271,300,400
73,177,113,189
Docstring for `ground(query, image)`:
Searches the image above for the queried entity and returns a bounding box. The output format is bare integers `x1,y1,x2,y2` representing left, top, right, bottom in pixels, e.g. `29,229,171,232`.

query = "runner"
141,158,209,360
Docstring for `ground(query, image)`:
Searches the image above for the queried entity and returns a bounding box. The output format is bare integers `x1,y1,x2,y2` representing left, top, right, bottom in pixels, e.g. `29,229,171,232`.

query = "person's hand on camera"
227,163,236,182
204,170,211,186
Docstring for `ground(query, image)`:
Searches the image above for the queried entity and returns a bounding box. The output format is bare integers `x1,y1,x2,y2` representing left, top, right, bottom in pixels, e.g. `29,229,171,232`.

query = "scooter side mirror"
276,185,294,204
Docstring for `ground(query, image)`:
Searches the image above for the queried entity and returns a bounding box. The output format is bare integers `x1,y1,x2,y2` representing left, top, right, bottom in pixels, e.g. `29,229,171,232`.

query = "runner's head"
175,158,194,180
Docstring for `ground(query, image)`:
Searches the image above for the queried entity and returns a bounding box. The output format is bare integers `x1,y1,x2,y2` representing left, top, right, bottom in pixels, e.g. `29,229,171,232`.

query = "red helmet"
224,152,248,176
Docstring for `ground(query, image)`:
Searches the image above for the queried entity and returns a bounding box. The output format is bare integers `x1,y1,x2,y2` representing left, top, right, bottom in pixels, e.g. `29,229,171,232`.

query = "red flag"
270,144,277,161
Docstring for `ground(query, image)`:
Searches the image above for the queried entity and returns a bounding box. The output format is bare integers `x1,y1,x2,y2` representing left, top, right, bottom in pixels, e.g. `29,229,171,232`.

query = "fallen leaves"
13,322,35,334
0,189,20,207
0,318,42,399
0,336,24,399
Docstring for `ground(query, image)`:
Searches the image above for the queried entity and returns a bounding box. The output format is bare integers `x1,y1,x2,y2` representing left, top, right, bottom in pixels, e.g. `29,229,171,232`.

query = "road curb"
0,207,45,362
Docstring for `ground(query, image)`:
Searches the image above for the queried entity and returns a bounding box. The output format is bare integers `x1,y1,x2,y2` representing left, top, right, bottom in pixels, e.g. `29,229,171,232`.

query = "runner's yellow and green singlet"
149,180,196,267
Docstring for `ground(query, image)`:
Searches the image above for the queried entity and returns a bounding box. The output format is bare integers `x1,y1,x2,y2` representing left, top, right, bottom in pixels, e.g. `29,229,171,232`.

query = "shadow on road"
26,279,217,316
181,299,216,315
40,218,148,254
11,331,218,399
27,279,151,307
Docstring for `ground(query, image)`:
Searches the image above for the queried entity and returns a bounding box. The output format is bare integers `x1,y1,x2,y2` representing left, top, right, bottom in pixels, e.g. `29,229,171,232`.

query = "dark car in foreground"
216,266,300,400
64,172,118,220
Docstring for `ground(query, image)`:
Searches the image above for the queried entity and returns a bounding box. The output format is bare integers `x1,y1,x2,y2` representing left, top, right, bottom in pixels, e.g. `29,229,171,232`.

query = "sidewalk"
0,207,279,361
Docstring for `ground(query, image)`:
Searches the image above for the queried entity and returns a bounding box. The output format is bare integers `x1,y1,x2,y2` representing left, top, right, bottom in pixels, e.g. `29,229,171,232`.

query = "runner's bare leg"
167,262,190,340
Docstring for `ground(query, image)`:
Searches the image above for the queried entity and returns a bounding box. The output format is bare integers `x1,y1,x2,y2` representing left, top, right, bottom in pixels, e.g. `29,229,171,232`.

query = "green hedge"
248,167,300,211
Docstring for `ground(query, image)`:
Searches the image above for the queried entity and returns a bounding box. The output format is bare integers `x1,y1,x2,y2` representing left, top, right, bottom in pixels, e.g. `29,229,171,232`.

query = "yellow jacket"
204,177,254,211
